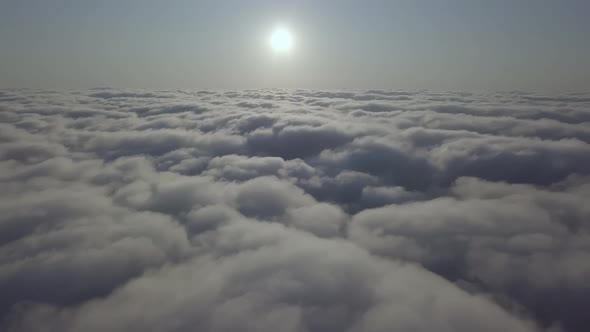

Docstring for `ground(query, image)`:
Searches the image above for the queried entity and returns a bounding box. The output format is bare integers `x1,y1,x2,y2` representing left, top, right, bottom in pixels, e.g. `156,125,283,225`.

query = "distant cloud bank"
1,89,589,332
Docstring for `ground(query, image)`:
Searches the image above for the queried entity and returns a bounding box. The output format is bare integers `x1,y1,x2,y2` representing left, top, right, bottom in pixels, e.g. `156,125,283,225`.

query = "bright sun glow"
270,28,294,53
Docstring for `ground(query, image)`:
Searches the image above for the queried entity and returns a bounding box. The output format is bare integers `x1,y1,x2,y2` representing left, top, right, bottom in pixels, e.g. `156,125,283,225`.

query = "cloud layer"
1,88,589,332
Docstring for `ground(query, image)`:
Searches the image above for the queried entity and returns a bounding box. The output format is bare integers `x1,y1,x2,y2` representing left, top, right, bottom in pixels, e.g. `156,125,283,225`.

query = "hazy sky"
1,0,589,91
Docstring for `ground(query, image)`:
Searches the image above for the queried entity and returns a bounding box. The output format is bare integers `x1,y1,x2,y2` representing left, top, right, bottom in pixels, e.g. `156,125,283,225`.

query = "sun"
270,28,294,53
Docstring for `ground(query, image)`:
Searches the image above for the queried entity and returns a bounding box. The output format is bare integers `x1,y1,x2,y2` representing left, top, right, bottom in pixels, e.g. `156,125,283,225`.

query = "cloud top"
1,88,589,332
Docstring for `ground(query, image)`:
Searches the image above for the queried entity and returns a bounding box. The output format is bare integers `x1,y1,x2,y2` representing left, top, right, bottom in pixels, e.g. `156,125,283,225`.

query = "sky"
1,0,590,91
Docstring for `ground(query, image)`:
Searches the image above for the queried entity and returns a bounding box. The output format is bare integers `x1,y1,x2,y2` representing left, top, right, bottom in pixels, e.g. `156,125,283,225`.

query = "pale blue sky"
1,0,589,91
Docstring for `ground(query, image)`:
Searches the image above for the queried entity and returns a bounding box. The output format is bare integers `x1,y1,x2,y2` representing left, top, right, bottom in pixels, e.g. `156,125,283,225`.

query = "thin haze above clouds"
1,0,590,91
1,88,590,332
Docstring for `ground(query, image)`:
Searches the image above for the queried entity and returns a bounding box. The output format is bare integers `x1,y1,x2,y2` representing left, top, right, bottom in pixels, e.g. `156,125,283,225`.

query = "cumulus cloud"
1,88,589,331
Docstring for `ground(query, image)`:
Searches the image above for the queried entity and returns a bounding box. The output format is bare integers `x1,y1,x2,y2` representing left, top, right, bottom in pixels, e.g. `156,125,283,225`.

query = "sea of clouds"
1,88,589,332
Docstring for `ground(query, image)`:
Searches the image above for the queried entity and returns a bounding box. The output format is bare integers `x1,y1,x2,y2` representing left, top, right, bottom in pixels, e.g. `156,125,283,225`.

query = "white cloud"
1,88,589,331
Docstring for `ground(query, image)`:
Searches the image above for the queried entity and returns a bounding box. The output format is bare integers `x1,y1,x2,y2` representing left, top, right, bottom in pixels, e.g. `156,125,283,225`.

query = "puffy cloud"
1,89,589,331
246,124,355,159
232,176,315,219
350,176,590,331
4,221,539,332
